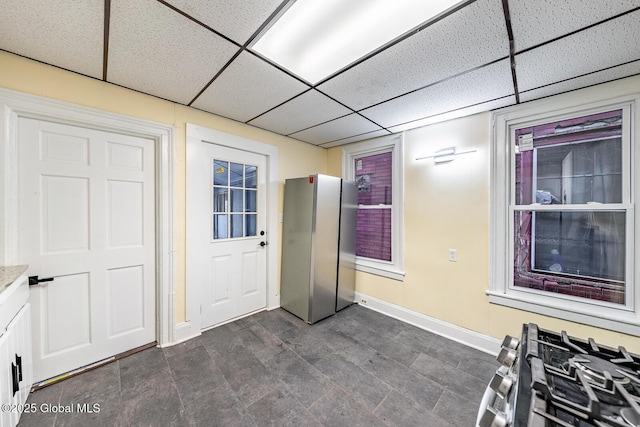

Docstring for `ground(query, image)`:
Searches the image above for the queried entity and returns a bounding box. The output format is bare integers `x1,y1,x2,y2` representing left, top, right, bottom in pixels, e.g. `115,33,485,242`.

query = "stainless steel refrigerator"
280,174,356,324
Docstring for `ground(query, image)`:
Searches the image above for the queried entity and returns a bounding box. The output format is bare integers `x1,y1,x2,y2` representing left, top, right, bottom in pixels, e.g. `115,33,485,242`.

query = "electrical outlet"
360,298,367,305
448,249,458,262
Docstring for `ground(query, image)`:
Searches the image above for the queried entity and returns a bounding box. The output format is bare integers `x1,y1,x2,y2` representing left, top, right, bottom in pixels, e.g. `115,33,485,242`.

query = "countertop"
0,265,28,292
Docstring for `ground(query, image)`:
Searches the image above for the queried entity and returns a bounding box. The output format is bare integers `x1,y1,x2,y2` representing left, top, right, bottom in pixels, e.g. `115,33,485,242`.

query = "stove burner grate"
529,346,640,426
500,324,640,426
571,354,630,384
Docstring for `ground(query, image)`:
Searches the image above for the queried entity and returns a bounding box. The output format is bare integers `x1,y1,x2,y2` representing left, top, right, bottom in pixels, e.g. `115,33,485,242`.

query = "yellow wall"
3,50,638,352
328,87,640,353
0,51,327,323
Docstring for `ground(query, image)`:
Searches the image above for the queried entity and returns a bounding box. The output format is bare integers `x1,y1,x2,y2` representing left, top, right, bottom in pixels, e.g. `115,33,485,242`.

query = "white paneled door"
188,143,267,329
18,118,156,383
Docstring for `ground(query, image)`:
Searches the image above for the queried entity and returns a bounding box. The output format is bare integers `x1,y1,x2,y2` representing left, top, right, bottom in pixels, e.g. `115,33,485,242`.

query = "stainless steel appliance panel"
309,175,341,323
336,180,356,311
280,177,315,321
281,174,355,324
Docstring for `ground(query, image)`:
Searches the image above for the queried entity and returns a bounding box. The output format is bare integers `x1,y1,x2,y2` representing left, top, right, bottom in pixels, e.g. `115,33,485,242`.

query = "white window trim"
342,134,405,281
489,88,640,336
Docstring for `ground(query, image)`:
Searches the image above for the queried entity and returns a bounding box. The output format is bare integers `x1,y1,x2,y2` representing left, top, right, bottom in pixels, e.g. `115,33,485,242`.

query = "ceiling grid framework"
501,0,520,104
1,0,640,147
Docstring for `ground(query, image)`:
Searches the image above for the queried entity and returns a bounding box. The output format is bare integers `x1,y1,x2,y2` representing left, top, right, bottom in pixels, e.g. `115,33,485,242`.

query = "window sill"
486,289,640,336
356,264,405,281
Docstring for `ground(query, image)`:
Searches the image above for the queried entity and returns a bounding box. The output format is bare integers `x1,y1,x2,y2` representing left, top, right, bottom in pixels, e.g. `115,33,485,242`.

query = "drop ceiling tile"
388,96,515,133
163,0,283,45
289,114,383,145
317,0,508,111
0,0,103,79
192,52,308,123
319,130,392,148
520,60,640,103
248,90,352,136
360,59,513,129
510,0,640,52
516,10,640,92
108,0,239,104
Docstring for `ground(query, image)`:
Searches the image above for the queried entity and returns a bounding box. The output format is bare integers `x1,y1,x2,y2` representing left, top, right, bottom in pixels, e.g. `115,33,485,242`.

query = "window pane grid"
354,151,393,262
356,207,392,262
212,159,258,240
511,109,628,305
514,110,623,207
343,134,403,280
512,204,631,212
355,151,392,206
357,205,392,209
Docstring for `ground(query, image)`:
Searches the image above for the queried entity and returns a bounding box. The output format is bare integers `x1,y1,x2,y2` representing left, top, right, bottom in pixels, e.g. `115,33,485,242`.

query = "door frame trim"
0,88,176,347
184,123,279,340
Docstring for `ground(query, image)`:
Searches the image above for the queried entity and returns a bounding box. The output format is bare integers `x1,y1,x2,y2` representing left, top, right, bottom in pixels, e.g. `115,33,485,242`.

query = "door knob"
259,241,267,247
29,275,54,286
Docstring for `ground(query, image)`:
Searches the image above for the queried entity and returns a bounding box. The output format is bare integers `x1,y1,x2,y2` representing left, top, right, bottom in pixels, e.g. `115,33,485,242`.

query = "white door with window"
188,142,267,329
18,118,156,383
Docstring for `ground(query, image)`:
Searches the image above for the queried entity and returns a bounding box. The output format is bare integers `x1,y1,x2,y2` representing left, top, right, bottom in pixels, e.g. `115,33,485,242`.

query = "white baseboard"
168,299,502,356
354,292,501,356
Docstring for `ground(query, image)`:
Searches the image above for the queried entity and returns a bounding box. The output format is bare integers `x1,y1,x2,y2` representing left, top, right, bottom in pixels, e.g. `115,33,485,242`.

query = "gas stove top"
478,323,640,427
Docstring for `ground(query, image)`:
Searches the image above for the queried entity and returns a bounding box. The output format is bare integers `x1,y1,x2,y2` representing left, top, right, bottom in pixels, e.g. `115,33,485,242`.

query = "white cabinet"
0,331,12,427
0,275,32,427
7,304,32,425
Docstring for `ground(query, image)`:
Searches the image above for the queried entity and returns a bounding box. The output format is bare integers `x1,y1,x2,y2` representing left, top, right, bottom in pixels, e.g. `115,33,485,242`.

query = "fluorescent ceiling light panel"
252,0,464,84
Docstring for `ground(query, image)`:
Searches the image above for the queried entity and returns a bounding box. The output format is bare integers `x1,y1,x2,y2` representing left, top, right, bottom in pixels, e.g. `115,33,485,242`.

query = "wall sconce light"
416,147,477,164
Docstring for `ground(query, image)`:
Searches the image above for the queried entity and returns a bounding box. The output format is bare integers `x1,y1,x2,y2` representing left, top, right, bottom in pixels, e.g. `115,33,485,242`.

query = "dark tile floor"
19,304,498,426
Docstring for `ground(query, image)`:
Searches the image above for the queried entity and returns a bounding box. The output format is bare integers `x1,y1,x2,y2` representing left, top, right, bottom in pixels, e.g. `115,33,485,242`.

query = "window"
343,134,404,280
515,110,626,303
212,159,258,240
355,151,392,261
490,92,639,335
